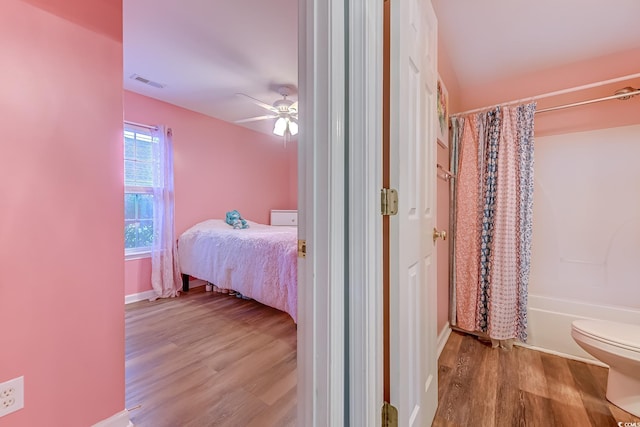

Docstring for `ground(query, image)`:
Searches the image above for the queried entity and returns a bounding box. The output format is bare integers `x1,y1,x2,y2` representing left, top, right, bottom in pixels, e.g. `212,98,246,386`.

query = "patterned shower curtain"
451,102,536,342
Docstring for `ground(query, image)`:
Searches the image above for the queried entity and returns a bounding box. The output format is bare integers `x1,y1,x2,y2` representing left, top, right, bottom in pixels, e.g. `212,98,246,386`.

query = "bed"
178,210,298,322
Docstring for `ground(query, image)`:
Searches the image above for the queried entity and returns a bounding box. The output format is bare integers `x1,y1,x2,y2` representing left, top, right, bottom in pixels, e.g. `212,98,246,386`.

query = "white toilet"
571,319,640,417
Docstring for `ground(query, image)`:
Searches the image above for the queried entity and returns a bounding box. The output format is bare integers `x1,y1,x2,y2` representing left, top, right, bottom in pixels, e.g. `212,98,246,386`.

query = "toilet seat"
572,320,640,354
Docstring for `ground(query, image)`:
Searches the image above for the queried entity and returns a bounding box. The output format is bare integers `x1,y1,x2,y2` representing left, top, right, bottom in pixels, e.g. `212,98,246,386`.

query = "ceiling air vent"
129,74,165,89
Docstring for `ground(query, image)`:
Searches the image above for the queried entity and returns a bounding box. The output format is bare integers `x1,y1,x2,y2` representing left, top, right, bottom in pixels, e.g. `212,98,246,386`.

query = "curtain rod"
450,72,640,118
124,120,158,131
536,89,640,114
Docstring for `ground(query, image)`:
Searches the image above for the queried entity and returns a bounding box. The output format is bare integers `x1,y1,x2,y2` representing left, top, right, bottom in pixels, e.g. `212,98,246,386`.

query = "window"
124,126,158,257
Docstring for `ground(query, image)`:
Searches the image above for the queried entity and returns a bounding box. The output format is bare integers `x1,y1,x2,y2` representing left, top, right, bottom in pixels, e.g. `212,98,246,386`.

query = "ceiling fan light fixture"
289,120,298,136
273,117,288,136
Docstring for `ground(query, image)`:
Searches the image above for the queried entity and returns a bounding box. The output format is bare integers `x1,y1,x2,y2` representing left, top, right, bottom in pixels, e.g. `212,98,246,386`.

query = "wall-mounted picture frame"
436,76,449,148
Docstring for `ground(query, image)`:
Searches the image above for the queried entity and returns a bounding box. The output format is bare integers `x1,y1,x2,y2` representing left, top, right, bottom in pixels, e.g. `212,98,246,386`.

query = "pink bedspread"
178,220,298,322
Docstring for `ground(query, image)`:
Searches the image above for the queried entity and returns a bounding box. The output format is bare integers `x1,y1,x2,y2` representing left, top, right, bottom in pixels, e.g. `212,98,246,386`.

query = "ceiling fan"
235,86,299,137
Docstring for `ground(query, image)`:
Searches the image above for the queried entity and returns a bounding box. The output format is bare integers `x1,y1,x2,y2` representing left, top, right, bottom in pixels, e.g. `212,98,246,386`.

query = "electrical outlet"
0,376,24,418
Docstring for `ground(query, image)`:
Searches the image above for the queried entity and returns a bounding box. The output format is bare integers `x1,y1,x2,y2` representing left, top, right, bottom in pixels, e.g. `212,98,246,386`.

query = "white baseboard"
125,280,207,304
92,409,134,427
437,323,452,358
514,341,607,368
124,290,156,304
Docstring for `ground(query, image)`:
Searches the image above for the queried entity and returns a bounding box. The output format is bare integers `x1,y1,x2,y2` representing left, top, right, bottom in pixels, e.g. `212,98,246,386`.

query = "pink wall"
124,91,297,296
22,0,122,42
437,36,462,112
435,36,461,333
288,141,299,208
454,47,640,137
125,258,153,297
0,1,124,426
435,143,450,333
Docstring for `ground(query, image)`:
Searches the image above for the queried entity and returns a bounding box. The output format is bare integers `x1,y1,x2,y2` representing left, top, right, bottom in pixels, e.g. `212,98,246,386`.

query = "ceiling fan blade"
236,93,277,113
289,101,298,112
234,115,278,124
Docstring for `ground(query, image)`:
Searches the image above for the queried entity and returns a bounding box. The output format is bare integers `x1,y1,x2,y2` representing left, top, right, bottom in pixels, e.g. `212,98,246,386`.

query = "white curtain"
150,126,181,299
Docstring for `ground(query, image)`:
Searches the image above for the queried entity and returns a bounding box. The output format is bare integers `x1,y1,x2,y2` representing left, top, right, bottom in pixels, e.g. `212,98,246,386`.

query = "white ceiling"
123,0,298,136
124,1,640,134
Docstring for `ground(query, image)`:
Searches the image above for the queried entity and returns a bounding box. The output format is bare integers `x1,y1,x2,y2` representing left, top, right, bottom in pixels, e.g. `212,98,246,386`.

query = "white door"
389,0,438,425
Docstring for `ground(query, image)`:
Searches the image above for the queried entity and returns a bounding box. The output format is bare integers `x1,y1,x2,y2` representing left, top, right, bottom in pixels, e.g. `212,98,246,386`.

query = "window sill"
125,250,151,261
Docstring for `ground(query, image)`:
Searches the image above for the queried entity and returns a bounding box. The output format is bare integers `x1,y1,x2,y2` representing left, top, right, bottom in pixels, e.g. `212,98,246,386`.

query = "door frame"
346,0,384,425
297,0,347,425
298,0,384,424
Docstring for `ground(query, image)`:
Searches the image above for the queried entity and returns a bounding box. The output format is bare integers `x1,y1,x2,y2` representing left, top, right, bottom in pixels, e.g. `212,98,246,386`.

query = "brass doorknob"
433,228,447,242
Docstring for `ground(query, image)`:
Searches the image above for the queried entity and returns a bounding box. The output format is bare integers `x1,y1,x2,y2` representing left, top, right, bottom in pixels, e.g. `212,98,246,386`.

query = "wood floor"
434,330,640,427
125,285,297,427
126,290,639,426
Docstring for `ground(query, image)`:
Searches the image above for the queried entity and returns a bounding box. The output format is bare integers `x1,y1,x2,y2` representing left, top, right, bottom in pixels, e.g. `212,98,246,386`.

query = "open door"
388,0,438,425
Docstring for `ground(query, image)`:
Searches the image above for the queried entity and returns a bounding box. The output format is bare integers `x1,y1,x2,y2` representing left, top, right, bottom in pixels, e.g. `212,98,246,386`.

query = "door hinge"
298,239,306,258
381,188,398,216
382,401,398,427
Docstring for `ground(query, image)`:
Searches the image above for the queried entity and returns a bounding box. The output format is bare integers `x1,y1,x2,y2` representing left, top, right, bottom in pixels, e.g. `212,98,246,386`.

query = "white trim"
297,3,312,425
514,342,608,368
347,0,383,425
124,251,151,261
124,280,206,304
327,0,346,422
298,0,346,424
124,120,158,131
124,290,156,304
437,323,452,358
91,409,133,427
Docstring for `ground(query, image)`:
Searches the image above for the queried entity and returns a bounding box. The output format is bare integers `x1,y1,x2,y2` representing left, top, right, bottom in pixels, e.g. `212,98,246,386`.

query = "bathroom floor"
433,330,639,426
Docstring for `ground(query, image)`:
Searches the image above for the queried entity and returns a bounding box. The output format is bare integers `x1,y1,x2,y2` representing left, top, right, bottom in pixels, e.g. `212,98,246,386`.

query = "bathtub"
520,294,640,365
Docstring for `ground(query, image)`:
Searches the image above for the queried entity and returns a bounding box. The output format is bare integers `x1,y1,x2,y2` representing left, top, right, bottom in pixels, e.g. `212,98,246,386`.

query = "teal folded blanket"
225,210,249,229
